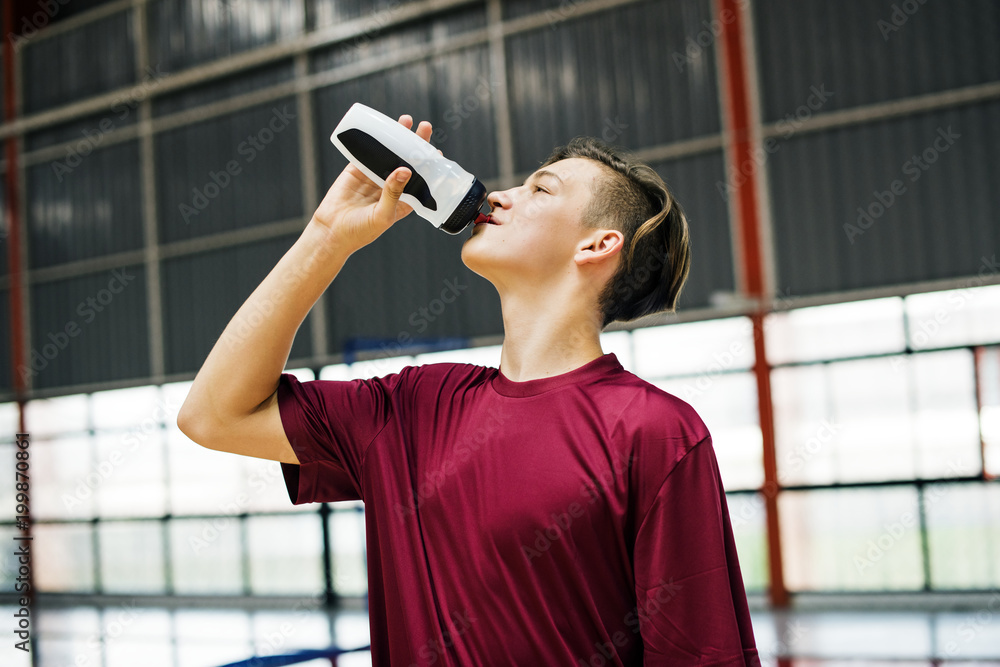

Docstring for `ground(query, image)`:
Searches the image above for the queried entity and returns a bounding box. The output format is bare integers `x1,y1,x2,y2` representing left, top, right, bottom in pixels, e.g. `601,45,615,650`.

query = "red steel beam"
5,0,34,623
715,0,789,609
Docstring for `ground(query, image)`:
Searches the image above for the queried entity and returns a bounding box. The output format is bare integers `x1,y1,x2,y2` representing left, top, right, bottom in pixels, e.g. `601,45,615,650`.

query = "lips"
474,214,499,226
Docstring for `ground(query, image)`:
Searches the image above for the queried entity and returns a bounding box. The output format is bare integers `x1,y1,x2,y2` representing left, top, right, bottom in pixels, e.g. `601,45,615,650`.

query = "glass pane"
0,402,19,434
766,297,906,365
98,521,166,594
247,514,324,596
95,430,168,518
774,357,917,485
25,394,89,436
170,517,244,595
775,351,981,485
980,347,1000,477
319,363,351,380
161,379,193,428
348,355,415,380
780,487,924,591
772,364,835,486
33,523,95,592
633,317,754,378
167,428,249,516
600,331,633,372
0,526,25,594
330,508,367,597
175,610,251,667
925,483,1000,589
35,607,101,667
91,385,162,430
0,443,14,520
285,367,315,381
244,458,311,513
905,284,1000,350
32,436,95,520
414,344,502,368
726,492,768,592
653,373,762,490
910,350,980,478
103,608,173,667
251,608,332,655
333,609,372,651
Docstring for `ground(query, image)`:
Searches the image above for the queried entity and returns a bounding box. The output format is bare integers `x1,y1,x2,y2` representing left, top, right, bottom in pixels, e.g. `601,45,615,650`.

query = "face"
461,158,614,289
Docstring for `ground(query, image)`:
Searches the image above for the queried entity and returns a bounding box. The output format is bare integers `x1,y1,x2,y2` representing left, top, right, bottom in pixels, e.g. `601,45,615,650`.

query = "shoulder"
596,370,712,492
395,361,495,392
604,368,710,446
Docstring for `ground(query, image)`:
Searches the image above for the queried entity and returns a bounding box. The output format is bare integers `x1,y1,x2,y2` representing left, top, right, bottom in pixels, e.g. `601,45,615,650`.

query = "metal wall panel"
27,141,144,269
312,42,503,354
767,100,1000,296
29,266,149,390
312,44,498,192
754,0,1000,122
505,0,720,173
155,98,303,243
160,235,311,375
25,111,138,153
309,0,431,31
308,4,486,73
153,61,295,117
324,213,503,358
653,150,735,310
22,8,136,114
147,0,304,74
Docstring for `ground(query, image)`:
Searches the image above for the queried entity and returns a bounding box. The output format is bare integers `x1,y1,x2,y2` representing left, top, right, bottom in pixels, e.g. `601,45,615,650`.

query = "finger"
373,167,411,223
415,120,433,142
397,114,413,129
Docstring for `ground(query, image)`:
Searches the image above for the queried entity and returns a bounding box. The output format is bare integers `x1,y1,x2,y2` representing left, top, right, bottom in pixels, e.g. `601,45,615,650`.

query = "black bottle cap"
440,179,488,234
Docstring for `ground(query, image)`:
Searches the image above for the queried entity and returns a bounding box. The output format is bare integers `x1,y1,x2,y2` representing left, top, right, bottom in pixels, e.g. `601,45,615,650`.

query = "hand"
309,114,439,251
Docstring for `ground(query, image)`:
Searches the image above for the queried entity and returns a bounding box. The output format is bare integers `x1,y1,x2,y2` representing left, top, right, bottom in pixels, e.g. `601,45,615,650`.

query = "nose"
487,189,512,212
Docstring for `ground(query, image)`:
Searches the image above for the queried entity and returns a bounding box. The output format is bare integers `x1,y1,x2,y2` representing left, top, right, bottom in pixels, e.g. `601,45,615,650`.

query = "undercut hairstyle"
540,137,692,329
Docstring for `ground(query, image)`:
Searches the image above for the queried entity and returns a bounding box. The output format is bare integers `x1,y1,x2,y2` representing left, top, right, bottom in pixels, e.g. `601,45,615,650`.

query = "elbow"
176,398,216,449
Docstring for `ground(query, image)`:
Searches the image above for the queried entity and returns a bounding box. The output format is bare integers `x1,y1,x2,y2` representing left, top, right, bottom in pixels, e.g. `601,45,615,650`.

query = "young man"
178,114,760,665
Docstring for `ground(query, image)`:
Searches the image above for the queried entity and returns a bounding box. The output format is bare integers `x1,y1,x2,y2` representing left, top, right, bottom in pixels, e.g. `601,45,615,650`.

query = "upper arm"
178,388,300,465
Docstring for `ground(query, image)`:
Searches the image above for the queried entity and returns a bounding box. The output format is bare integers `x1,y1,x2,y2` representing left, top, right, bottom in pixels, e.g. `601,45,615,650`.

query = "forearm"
179,219,353,432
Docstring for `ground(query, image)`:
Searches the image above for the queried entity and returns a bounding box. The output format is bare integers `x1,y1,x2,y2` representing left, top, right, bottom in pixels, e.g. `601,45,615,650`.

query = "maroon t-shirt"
277,352,759,666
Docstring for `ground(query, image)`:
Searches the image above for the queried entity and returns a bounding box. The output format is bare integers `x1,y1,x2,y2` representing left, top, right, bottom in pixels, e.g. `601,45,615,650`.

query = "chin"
460,241,492,280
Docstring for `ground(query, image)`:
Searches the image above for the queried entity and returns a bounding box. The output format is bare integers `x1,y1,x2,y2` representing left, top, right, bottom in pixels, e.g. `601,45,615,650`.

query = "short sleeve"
632,437,759,665
276,369,407,505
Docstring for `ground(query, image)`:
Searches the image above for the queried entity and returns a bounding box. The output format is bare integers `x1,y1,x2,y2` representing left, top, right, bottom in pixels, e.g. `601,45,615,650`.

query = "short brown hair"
541,137,691,329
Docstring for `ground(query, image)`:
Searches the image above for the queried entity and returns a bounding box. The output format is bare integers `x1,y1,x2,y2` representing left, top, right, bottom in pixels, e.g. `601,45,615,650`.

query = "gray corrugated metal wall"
653,151,735,309
29,266,149,390
768,101,1000,295
755,0,1000,296
155,98,303,242
27,141,145,268
754,0,1000,121
161,235,311,374
5,0,999,398
22,8,136,114
506,0,719,172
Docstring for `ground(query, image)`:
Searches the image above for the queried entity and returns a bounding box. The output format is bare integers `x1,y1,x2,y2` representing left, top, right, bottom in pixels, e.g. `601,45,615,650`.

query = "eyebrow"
528,169,565,187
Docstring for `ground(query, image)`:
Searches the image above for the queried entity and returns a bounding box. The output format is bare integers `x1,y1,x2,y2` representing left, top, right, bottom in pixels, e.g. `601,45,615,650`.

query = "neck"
496,282,605,382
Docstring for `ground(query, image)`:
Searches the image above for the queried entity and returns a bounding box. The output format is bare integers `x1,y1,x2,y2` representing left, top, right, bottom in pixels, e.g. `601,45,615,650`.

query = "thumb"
374,167,411,222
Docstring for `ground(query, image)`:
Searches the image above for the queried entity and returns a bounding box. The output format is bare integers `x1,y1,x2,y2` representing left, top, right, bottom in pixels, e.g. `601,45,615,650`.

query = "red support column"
715,0,789,609
5,0,34,618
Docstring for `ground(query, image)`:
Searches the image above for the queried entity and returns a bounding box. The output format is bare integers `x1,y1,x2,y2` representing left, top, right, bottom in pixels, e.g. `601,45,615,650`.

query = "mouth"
473,214,499,226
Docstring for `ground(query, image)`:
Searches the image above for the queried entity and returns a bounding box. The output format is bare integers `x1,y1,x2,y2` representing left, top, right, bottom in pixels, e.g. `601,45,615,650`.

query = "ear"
574,229,624,267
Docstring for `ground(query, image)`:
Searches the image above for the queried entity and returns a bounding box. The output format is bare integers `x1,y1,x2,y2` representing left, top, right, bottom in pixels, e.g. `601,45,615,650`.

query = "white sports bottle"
330,103,489,234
